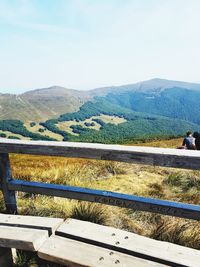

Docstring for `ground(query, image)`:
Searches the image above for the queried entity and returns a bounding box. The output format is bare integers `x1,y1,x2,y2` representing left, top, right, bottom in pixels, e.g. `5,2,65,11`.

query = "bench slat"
0,213,63,234
56,219,200,267
38,235,168,267
0,225,48,251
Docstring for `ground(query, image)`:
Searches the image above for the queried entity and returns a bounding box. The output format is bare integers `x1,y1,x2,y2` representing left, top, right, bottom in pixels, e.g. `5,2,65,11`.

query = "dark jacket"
195,137,200,150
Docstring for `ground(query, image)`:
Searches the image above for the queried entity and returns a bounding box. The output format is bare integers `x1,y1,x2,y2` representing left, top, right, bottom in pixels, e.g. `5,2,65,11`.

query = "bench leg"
0,247,13,267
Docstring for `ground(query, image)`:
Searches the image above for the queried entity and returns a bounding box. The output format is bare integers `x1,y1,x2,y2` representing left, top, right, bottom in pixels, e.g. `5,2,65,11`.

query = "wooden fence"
0,139,200,221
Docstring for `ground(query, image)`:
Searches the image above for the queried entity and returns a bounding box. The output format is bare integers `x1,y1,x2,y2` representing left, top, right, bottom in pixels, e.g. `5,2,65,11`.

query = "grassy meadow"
129,137,183,148
56,114,127,136
1,138,200,266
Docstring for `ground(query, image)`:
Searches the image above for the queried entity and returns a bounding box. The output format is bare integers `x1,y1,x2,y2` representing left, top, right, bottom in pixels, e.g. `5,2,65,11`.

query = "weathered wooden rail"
0,139,200,266
0,139,200,220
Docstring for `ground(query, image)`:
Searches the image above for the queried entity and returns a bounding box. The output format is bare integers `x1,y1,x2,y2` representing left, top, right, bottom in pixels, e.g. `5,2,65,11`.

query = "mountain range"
0,78,200,143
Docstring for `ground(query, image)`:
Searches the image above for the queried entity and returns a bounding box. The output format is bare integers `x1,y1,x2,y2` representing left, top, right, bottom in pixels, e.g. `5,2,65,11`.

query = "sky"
0,0,200,93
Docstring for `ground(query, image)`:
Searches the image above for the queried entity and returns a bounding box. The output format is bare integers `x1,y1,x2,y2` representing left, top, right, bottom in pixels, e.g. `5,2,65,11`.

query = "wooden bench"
0,214,63,266
0,214,199,267
1,137,200,266
38,235,168,267
53,219,200,267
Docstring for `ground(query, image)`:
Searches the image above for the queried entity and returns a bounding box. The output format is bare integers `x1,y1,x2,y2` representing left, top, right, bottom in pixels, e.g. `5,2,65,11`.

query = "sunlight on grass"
7,153,200,249
1,140,199,267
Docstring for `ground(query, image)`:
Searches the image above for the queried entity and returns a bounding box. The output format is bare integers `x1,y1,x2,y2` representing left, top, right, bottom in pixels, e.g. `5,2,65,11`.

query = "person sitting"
182,131,196,150
193,132,200,150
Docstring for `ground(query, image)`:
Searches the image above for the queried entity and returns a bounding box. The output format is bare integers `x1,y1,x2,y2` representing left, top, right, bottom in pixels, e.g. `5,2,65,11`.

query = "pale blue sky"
0,0,200,93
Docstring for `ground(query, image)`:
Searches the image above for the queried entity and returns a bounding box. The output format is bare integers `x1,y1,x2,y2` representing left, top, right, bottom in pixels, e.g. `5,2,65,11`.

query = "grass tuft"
70,202,109,224
1,147,199,266
164,172,200,192
151,218,200,249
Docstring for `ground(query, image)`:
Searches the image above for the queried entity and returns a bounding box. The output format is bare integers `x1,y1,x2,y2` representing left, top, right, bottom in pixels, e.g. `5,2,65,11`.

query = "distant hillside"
1,78,200,143
1,78,200,123
103,86,200,124
0,86,90,122
41,98,200,143
88,78,200,97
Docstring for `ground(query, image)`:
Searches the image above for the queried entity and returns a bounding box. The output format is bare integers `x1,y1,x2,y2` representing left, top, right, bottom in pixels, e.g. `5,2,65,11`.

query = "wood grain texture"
38,235,168,267
0,153,17,213
0,213,63,235
0,225,48,251
8,180,200,220
56,219,200,267
0,139,200,170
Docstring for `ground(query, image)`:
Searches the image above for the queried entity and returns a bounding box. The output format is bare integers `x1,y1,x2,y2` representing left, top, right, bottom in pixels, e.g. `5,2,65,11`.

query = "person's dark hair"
186,131,192,137
193,132,200,138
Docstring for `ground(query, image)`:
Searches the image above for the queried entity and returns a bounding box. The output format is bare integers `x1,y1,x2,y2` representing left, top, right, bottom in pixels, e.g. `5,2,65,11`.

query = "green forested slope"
1,79,200,143
104,87,200,124
41,99,200,143
0,120,56,141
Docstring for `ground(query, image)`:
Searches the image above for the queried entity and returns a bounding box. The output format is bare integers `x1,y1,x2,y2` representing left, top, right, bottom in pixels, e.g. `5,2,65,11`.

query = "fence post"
0,247,13,266
0,153,17,214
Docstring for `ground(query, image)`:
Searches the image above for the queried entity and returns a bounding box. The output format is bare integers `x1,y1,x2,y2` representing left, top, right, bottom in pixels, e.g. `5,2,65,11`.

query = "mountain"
1,78,200,122
89,78,200,97
0,86,91,122
1,79,200,143
102,79,200,124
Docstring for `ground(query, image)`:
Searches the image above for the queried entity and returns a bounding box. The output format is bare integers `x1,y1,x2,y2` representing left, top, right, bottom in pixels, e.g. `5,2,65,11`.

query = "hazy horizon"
1,0,200,93
1,77,200,95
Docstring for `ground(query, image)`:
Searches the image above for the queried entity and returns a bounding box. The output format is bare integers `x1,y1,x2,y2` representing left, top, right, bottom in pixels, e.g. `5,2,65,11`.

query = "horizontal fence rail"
7,179,200,220
0,139,200,220
1,139,200,169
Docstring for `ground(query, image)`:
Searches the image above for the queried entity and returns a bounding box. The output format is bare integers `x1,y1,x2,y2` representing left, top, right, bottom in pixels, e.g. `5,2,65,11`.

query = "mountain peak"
137,78,200,90
21,85,79,96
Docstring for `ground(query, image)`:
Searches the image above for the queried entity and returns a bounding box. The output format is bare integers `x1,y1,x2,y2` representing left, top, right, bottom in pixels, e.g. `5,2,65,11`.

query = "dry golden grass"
129,137,183,148
4,137,199,266
94,114,126,125
56,121,80,135
0,136,199,264
151,217,200,249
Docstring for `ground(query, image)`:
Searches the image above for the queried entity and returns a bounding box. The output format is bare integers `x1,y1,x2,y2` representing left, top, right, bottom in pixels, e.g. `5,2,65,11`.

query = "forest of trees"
0,120,56,141
1,96,200,144
41,99,200,144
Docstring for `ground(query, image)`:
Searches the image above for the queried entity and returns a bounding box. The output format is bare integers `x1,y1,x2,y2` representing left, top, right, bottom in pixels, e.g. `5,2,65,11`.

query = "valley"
1,79,200,265
1,78,200,144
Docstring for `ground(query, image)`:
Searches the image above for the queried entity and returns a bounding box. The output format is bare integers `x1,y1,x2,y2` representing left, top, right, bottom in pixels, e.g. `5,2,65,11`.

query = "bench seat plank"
0,225,48,251
38,235,168,267
0,213,63,234
56,219,200,267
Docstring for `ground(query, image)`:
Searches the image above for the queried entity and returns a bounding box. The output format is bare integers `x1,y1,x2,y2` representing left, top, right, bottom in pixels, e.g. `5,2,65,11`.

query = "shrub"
30,122,36,127
0,133,6,137
8,136,20,140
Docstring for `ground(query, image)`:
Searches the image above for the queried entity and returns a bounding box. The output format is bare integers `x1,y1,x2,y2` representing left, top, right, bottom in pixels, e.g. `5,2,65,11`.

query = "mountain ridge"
1,78,200,143
1,78,200,96
1,78,200,122
0,78,200,142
